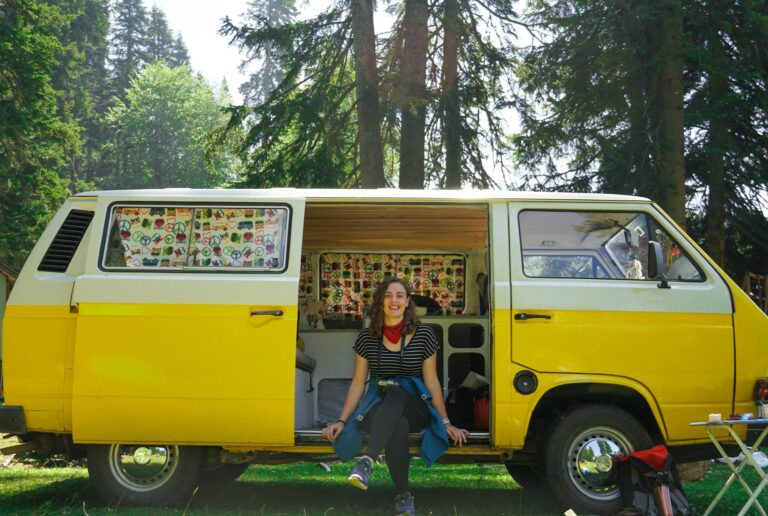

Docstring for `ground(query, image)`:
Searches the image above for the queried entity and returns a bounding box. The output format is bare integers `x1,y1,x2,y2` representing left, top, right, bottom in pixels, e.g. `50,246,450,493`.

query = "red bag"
473,392,489,430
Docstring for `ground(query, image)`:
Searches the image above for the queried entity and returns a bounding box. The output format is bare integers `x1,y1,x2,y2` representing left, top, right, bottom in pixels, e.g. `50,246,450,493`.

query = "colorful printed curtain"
111,206,287,269
188,208,286,269
315,253,465,317
113,207,193,267
299,254,315,300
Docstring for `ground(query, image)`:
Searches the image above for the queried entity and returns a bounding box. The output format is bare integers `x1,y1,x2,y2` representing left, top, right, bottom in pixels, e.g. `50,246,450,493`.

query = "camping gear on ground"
614,444,694,516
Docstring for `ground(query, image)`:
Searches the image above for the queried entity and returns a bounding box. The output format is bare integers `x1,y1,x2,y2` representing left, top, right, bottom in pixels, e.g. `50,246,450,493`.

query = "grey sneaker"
394,492,415,515
347,456,374,490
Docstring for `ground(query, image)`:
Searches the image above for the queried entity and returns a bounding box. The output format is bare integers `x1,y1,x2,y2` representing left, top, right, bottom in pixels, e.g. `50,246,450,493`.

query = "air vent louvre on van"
37,210,94,273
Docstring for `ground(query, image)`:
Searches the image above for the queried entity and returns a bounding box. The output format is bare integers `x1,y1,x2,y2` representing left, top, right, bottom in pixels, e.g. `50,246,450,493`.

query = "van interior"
293,203,491,446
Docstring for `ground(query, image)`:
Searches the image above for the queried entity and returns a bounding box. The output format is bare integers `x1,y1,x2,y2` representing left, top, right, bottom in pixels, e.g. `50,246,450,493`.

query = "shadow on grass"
190,481,560,515
0,472,560,515
0,475,92,513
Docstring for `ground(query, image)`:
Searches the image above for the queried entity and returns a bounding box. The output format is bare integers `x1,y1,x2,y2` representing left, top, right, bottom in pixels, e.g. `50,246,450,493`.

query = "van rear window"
102,205,289,271
518,210,704,282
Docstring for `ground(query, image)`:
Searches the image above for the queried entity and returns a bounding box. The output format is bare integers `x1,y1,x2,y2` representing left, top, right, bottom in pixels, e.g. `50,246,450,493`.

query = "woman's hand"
322,421,345,443
445,424,469,446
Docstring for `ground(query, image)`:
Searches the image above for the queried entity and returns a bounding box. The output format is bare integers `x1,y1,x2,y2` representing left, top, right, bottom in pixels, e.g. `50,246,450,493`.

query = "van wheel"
504,464,543,489
543,405,652,515
87,444,205,505
200,462,249,483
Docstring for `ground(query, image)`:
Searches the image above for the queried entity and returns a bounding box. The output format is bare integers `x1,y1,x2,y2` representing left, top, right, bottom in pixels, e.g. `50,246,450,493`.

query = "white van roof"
74,188,650,203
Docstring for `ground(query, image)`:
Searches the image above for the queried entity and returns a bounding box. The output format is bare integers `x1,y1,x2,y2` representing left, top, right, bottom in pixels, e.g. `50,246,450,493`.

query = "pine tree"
237,0,296,105
398,0,429,189
685,0,768,269
513,0,686,221
381,0,518,189
146,5,175,64
216,0,519,189
512,0,767,277
78,0,111,184
169,33,190,67
440,0,460,189
43,0,110,190
351,0,385,187
0,0,72,270
109,0,149,99
218,1,360,187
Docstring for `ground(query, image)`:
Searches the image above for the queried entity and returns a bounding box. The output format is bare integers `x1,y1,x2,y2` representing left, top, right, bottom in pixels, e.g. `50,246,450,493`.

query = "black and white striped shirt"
353,325,439,378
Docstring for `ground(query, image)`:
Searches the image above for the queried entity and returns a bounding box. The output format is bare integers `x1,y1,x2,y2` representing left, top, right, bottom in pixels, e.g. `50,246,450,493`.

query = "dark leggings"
361,386,429,493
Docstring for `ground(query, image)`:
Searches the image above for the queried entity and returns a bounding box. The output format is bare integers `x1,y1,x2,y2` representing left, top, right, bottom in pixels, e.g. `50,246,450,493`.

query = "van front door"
70,196,305,446
508,203,734,441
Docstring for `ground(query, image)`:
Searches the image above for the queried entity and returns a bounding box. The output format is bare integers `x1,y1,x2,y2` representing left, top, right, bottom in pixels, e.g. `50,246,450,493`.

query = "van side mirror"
648,241,670,289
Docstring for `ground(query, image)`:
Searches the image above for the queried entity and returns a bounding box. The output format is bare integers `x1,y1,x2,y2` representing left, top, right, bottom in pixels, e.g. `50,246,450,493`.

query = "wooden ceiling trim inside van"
302,204,488,250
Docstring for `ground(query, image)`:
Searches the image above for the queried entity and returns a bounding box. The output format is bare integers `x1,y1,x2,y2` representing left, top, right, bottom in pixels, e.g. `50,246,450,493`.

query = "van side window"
103,206,289,271
518,211,704,281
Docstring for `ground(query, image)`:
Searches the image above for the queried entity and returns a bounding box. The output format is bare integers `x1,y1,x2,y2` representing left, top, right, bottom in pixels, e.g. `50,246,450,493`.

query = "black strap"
377,330,407,378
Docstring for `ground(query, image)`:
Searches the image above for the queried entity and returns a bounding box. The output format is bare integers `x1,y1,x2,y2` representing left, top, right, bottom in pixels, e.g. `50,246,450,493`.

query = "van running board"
294,429,490,447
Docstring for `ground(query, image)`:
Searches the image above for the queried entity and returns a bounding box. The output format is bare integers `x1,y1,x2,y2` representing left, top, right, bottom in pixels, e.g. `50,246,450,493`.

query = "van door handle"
514,313,551,321
250,310,284,317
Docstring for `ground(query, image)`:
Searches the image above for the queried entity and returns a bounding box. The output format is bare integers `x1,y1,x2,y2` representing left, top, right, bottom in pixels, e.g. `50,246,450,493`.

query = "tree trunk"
706,118,726,265
649,0,686,226
441,0,460,189
398,0,428,189
351,0,385,188
616,1,652,197
704,26,728,266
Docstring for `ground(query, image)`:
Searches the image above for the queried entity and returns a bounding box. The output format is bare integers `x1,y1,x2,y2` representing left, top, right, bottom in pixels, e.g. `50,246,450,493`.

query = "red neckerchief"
383,320,405,344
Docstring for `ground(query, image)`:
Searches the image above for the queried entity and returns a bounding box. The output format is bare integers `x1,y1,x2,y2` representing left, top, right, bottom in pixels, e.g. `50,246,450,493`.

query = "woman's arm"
322,353,368,443
423,354,468,446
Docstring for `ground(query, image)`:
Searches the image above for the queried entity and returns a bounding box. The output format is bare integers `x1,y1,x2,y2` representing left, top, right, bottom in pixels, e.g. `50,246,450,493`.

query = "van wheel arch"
524,383,663,452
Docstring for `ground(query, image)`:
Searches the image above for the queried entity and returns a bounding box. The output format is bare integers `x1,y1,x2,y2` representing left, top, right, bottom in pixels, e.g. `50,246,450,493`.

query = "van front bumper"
0,406,27,434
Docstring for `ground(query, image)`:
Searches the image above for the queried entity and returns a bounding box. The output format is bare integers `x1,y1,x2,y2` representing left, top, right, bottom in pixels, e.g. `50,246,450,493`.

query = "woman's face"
382,282,408,321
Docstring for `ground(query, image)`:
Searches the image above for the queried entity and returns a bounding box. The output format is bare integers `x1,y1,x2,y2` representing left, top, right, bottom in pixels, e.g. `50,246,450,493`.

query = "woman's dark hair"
368,277,420,338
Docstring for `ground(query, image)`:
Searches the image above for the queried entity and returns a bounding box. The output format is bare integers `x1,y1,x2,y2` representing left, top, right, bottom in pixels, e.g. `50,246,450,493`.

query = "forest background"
1,0,767,283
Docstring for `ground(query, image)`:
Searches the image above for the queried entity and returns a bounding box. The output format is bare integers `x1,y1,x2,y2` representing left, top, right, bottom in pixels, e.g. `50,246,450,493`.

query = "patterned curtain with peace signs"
111,207,193,267
188,208,287,269
318,253,466,317
106,206,288,270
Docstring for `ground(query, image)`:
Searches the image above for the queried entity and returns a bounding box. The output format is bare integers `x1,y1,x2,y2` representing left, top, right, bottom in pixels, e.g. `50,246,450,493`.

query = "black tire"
199,462,249,483
87,444,205,506
505,464,543,489
542,405,653,515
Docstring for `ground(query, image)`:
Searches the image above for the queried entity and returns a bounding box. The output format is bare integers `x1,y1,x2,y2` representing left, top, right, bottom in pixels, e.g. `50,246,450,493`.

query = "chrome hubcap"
108,445,179,492
566,426,633,501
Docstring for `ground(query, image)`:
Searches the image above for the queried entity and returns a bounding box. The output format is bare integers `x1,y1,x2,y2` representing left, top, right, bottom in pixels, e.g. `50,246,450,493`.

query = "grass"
0,432,766,515
0,461,555,515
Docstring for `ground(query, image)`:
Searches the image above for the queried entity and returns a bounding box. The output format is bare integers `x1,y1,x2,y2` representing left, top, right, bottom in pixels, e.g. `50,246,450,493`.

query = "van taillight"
754,379,768,401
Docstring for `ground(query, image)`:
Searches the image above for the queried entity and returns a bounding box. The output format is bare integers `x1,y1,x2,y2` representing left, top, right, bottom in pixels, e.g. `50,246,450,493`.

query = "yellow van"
1,188,766,512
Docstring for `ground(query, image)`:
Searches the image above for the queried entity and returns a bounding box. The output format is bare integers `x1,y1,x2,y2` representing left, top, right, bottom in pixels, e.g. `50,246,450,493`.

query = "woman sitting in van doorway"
322,278,469,516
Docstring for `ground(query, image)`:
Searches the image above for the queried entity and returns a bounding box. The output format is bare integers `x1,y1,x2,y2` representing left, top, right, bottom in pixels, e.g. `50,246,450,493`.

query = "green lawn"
0,453,766,515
